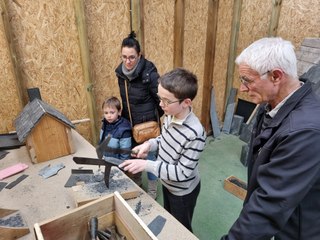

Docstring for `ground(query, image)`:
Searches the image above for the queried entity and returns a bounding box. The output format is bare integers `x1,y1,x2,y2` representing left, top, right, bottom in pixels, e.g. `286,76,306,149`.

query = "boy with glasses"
120,68,207,232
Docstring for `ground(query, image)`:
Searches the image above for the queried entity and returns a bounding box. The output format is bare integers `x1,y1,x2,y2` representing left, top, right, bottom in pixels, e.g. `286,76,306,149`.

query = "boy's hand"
131,141,151,159
119,159,147,174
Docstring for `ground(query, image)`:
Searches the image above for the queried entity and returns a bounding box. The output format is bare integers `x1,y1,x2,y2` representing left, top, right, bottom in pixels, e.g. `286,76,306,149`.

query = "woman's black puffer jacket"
115,55,164,126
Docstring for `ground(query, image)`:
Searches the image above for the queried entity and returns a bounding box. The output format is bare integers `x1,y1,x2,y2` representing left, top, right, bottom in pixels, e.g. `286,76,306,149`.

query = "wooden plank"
201,0,220,132
0,0,26,107
224,0,242,108
131,0,145,53
268,0,282,37
34,193,115,240
114,191,157,240
223,175,247,200
73,0,99,145
173,0,185,67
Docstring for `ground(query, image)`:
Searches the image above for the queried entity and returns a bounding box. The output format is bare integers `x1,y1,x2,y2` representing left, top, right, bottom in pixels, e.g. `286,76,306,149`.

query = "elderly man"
221,37,320,239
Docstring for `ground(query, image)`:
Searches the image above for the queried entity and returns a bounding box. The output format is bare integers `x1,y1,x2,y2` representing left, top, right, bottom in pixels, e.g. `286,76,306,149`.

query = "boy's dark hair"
102,96,121,111
121,31,141,54
158,68,198,100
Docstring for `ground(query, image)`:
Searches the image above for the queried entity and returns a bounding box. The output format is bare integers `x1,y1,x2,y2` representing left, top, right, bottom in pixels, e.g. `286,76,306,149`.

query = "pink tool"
0,163,29,180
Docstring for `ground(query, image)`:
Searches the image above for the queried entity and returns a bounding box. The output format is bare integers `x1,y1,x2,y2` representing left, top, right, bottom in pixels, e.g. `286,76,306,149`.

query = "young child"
119,68,206,232
99,96,132,160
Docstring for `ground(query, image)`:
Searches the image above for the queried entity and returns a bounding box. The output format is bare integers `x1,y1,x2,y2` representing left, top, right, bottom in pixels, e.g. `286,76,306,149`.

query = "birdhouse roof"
15,99,75,143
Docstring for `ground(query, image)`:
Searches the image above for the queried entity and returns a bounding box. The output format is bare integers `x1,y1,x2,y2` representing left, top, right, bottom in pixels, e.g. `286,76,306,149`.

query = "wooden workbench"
0,130,198,240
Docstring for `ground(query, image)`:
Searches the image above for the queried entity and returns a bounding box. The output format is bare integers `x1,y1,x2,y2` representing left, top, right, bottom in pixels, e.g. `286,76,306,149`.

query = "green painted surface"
142,134,247,239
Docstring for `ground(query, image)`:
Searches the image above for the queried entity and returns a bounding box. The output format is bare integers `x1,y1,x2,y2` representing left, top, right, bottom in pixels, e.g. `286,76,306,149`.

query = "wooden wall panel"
5,0,91,140
183,0,208,117
212,1,233,120
277,0,320,48
143,0,174,76
84,0,130,137
0,2,21,133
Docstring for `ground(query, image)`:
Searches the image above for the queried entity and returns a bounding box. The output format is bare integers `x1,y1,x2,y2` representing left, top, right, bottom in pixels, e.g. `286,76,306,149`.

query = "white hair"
235,37,298,79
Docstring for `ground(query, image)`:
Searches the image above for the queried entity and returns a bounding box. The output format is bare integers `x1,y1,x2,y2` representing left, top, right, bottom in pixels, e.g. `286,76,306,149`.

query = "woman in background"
115,31,163,199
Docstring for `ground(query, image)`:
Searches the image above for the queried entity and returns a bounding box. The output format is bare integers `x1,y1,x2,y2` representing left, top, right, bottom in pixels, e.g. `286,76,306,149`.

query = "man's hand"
119,159,147,174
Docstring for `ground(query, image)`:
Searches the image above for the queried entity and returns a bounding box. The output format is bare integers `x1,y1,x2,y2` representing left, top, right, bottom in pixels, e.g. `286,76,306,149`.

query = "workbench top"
0,130,198,240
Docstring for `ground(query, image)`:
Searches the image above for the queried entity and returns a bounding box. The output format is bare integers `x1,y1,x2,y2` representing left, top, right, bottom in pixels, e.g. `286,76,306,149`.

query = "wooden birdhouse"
15,99,76,163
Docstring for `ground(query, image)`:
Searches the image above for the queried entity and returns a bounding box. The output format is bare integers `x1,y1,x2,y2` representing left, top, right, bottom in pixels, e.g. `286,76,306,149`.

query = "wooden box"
223,175,247,200
34,191,157,240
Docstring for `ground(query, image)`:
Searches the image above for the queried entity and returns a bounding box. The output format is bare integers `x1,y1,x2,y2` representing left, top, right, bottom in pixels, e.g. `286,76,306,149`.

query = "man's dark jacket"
115,56,163,126
222,81,320,239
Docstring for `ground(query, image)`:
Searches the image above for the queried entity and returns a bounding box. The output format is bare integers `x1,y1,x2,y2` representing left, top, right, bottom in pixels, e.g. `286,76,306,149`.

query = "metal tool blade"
96,134,112,159
73,156,123,167
104,146,134,155
73,157,106,166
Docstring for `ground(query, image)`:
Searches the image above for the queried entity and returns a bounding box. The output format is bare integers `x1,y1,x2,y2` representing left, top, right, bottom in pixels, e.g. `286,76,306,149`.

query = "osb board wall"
3,0,91,141
183,0,208,117
144,0,174,76
212,0,233,119
0,3,21,133
84,0,130,135
277,0,320,48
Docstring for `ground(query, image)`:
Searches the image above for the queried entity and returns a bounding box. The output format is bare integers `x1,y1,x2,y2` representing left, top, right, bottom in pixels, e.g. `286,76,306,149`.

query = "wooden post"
130,0,144,54
73,0,99,145
268,0,282,37
173,0,185,68
0,0,26,108
201,0,220,132
224,0,242,110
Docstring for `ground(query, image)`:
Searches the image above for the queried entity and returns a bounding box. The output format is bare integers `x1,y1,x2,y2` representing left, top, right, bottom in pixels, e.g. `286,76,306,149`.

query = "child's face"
103,106,120,123
158,84,191,119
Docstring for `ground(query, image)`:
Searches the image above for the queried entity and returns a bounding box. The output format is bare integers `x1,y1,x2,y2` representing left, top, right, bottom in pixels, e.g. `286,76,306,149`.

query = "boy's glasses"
120,55,137,62
157,95,182,107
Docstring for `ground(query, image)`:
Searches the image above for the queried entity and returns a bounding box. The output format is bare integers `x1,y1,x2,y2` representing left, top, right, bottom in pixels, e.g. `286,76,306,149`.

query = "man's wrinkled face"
238,64,275,105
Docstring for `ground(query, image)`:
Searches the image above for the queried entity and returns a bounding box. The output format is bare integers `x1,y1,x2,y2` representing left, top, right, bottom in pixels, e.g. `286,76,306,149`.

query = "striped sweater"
146,110,206,196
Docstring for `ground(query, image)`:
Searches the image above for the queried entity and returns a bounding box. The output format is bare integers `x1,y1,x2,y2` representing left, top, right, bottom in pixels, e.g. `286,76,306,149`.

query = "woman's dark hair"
121,31,141,54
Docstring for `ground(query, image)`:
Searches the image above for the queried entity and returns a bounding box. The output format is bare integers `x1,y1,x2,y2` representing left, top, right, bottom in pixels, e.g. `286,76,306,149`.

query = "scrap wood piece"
0,208,30,240
5,174,28,189
223,175,247,200
0,163,28,180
